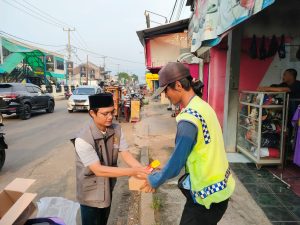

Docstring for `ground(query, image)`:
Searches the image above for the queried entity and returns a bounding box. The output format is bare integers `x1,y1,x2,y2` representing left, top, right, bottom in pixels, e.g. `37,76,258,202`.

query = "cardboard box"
128,177,146,191
0,178,37,225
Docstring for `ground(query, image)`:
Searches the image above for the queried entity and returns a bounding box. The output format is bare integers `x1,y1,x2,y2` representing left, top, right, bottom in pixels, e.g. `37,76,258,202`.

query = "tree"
131,74,139,82
117,72,130,81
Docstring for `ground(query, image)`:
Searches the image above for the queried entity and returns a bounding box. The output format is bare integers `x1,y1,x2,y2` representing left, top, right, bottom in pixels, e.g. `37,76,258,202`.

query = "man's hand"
131,167,150,179
140,180,155,193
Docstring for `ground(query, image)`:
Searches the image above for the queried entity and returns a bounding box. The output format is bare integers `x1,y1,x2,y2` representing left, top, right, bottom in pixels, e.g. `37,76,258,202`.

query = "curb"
138,116,155,225
140,147,155,225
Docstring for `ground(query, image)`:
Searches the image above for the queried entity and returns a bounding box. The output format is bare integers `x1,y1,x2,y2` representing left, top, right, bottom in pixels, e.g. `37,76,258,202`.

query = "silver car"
67,86,102,112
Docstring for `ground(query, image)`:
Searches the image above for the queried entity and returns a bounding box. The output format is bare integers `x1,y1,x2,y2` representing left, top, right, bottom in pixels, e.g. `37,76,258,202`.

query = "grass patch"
151,196,163,210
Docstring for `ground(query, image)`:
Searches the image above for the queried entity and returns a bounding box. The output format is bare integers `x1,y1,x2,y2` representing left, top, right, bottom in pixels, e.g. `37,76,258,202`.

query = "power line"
169,0,178,22
22,0,71,28
0,30,65,47
73,46,144,65
75,31,89,49
1,0,63,28
71,33,86,50
10,0,63,28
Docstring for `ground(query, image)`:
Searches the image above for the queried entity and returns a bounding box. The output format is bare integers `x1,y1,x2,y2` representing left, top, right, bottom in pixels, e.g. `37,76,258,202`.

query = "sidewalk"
136,100,272,225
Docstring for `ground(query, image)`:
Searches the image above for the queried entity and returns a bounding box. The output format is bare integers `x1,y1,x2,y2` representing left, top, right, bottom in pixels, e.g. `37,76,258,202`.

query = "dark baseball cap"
152,62,191,98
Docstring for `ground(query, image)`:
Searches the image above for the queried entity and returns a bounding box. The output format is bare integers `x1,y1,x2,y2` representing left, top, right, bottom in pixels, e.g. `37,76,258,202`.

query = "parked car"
67,86,102,113
0,83,55,120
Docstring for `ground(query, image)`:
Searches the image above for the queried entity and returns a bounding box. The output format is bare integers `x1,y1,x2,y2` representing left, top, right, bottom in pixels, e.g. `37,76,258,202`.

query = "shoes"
167,107,172,111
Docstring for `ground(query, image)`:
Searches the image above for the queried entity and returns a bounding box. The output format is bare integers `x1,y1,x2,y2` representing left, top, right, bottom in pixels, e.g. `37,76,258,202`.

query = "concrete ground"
137,100,272,225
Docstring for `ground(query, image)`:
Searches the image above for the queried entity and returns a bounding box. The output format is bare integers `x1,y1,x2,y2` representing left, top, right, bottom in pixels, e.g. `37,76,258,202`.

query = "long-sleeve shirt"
148,121,198,188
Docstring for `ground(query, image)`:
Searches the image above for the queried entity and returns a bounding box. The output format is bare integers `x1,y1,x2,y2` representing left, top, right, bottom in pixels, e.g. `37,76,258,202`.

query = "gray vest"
72,120,121,208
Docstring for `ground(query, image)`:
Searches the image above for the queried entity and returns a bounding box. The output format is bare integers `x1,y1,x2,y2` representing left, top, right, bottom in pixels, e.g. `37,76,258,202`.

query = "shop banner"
66,61,73,76
80,66,86,78
145,73,159,80
148,32,190,68
46,55,54,72
189,0,275,52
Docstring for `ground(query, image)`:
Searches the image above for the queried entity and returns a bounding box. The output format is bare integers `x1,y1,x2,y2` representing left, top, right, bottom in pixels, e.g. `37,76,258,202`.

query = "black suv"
0,83,55,120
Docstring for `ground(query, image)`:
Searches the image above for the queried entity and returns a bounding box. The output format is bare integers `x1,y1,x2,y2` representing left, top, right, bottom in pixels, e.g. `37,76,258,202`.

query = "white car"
67,86,102,113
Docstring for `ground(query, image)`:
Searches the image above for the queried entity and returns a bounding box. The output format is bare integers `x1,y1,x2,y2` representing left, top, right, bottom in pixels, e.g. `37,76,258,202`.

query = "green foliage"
117,72,130,81
151,196,163,210
131,74,139,81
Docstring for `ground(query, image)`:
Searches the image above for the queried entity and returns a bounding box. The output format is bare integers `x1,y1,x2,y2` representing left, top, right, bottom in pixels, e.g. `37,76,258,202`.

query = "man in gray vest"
73,93,148,225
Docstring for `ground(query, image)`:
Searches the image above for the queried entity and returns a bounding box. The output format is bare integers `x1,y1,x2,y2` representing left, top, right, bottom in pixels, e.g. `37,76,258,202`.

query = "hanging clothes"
292,106,300,166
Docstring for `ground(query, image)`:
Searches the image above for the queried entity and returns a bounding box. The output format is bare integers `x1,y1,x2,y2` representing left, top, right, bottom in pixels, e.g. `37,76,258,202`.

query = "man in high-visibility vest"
141,62,235,225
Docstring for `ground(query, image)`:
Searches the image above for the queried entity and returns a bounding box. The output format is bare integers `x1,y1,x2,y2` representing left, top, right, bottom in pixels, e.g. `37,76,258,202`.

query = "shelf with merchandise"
237,91,286,168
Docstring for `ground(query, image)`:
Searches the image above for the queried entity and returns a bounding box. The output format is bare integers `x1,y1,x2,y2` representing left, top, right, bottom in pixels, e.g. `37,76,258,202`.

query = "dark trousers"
124,107,130,122
179,189,229,225
80,204,111,225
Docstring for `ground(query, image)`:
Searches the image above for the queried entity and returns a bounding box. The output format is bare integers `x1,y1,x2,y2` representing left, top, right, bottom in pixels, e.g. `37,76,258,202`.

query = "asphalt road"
1,100,88,173
0,99,134,224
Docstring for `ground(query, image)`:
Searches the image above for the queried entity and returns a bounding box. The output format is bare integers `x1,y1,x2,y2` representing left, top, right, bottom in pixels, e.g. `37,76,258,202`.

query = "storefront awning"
2,38,32,53
189,0,276,52
0,52,25,74
55,56,64,62
47,72,65,79
0,68,5,73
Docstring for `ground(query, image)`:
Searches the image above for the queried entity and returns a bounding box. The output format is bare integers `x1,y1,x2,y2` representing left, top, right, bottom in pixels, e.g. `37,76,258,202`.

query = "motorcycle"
0,112,8,171
64,91,72,100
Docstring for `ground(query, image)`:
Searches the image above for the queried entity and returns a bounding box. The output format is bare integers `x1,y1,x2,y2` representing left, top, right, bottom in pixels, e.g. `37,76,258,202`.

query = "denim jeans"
80,204,111,225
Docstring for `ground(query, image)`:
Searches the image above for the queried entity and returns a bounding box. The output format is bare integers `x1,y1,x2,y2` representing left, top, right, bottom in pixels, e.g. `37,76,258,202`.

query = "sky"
0,0,191,82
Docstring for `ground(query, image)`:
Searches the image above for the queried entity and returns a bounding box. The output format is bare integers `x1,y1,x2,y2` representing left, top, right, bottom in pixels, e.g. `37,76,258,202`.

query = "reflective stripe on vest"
192,168,231,199
182,108,211,144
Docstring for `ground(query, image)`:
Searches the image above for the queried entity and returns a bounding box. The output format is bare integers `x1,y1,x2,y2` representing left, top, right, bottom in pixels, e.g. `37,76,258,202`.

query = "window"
33,86,42,93
13,84,27,92
73,88,96,95
26,86,35,93
56,60,64,70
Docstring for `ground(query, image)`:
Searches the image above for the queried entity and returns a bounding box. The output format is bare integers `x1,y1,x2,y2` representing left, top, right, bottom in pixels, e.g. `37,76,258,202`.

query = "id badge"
182,174,191,190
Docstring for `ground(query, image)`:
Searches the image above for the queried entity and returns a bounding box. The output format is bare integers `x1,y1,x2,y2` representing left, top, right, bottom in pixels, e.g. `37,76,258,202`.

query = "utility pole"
63,27,75,84
101,56,107,71
117,64,120,75
144,11,150,28
86,55,89,85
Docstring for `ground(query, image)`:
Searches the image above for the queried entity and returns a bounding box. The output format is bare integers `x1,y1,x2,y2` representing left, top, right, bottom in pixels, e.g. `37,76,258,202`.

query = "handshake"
129,160,160,193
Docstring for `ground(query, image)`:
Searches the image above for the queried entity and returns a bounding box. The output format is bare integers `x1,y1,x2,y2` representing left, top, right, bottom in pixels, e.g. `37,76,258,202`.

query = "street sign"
46,55,54,72
66,61,73,76
80,66,86,77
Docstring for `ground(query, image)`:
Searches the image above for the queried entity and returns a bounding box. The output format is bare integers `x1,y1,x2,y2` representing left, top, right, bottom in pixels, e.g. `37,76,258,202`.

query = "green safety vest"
176,96,235,209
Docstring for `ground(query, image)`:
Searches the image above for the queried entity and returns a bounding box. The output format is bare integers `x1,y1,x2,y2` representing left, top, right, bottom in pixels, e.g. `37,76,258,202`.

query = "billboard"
147,32,190,68
189,0,275,52
80,66,87,78
46,55,54,72
66,61,73,76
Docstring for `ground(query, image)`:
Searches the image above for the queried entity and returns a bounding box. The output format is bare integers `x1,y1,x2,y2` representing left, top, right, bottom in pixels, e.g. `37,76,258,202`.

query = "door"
25,85,39,110
32,86,48,109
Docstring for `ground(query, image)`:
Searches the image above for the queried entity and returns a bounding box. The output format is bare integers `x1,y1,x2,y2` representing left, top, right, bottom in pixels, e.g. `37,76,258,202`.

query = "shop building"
187,0,300,163
0,36,65,87
137,19,206,99
73,62,104,86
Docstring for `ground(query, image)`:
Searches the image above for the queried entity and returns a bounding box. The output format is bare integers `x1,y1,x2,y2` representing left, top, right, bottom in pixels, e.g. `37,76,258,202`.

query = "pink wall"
239,38,275,91
187,64,199,79
207,38,276,126
203,63,209,101
208,48,227,125
145,40,152,69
